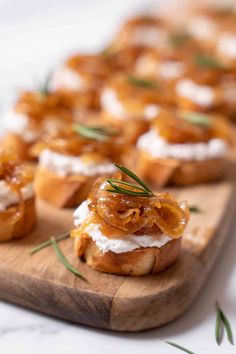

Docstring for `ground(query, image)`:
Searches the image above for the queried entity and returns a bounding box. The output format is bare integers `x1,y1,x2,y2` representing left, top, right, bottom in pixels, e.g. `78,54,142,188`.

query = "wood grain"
0,171,235,331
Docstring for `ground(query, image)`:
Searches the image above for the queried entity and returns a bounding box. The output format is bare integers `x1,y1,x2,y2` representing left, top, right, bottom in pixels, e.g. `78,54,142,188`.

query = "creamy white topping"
3,109,40,143
0,181,34,212
52,66,85,91
188,16,216,41
73,200,172,253
217,33,236,60
176,79,215,107
131,26,167,48
159,61,185,80
39,149,116,177
101,88,159,120
137,130,228,161
101,88,125,119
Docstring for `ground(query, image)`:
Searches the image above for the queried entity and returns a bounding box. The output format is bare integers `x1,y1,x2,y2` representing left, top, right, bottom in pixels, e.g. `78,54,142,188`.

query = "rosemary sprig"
189,205,201,213
165,341,196,354
30,232,70,254
215,301,234,345
106,163,154,197
169,32,190,48
180,112,212,127
51,237,86,281
194,54,225,70
36,71,52,96
127,75,159,89
73,123,119,141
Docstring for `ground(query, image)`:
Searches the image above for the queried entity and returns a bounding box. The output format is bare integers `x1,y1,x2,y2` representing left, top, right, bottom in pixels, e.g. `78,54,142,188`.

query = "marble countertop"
0,0,235,353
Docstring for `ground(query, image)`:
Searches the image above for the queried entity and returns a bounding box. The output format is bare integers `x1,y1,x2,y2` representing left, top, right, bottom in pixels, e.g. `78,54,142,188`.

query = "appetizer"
136,110,231,186
175,51,228,113
52,54,110,95
110,15,170,51
34,124,123,208
2,89,88,161
100,74,168,144
0,151,35,241
71,165,189,275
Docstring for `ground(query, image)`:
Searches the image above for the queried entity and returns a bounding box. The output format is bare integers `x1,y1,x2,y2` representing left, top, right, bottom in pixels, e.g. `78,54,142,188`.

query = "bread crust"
137,151,226,186
74,233,181,276
0,197,36,242
34,167,103,208
2,133,35,162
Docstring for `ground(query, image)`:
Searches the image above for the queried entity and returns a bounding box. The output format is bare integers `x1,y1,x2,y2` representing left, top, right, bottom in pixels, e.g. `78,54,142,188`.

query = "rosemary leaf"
194,54,225,70
114,163,153,194
165,341,196,354
37,71,52,96
216,301,234,345
51,237,86,281
106,187,150,197
107,178,147,192
127,76,159,89
169,32,190,48
215,303,224,345
30,232,69,254
180,112,211,127
189,205,201,213
73,123,118,141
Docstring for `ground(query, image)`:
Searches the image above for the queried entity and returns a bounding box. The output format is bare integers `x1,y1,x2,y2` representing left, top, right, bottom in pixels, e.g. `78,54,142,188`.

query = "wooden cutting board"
0,169,235,332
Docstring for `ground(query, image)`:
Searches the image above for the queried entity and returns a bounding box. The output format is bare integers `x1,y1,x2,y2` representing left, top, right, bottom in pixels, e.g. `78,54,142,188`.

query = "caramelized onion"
0,152,32,225
89,177,189,239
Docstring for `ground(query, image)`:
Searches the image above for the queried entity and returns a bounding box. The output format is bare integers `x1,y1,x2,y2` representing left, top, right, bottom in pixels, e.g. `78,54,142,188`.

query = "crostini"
34,124,124,208
100,74,168,144
71,165,189,275
110,15,170,52
2,89,89,161
0,151,36,241
136,109,231,186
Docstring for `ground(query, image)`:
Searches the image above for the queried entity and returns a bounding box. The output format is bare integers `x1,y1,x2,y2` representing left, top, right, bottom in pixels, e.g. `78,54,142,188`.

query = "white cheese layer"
39,149,116,177
137,130,228,161
217,33,236,60
131,26,167,48
73,200,172,254
159,61,185,80
3,109,40,143
52,66,86,91
188,16,216,41
0,181,34,212
176,79,215,108
101,88,159,120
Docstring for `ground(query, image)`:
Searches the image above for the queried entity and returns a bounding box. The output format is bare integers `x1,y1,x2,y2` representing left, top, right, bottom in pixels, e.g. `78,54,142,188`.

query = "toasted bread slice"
0,197,36,242
74,233,181,276
34,167,102,208
2,133,34,162
137,151,226,186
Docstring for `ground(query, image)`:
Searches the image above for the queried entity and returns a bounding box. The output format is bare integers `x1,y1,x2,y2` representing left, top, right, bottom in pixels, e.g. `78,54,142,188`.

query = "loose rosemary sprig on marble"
73,123,119,142
215,301,234,345
106,164,154,197
165,341,196,354
189,205,201,213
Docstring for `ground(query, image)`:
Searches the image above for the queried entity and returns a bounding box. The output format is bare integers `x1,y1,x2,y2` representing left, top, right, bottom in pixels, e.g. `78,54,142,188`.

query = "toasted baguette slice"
34,167,103,208
74,233,181,276
137,151,226,187
2,133,34,161
0,197,36,242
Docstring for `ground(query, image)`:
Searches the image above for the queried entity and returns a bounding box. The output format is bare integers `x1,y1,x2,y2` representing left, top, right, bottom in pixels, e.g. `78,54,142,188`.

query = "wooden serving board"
0,170,235,332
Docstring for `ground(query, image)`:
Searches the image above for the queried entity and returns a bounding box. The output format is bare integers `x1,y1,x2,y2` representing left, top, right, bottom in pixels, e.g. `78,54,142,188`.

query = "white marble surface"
0,0,235,353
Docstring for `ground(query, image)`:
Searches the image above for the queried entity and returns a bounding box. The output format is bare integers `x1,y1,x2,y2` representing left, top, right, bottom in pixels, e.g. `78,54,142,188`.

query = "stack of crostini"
1,4,235,276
